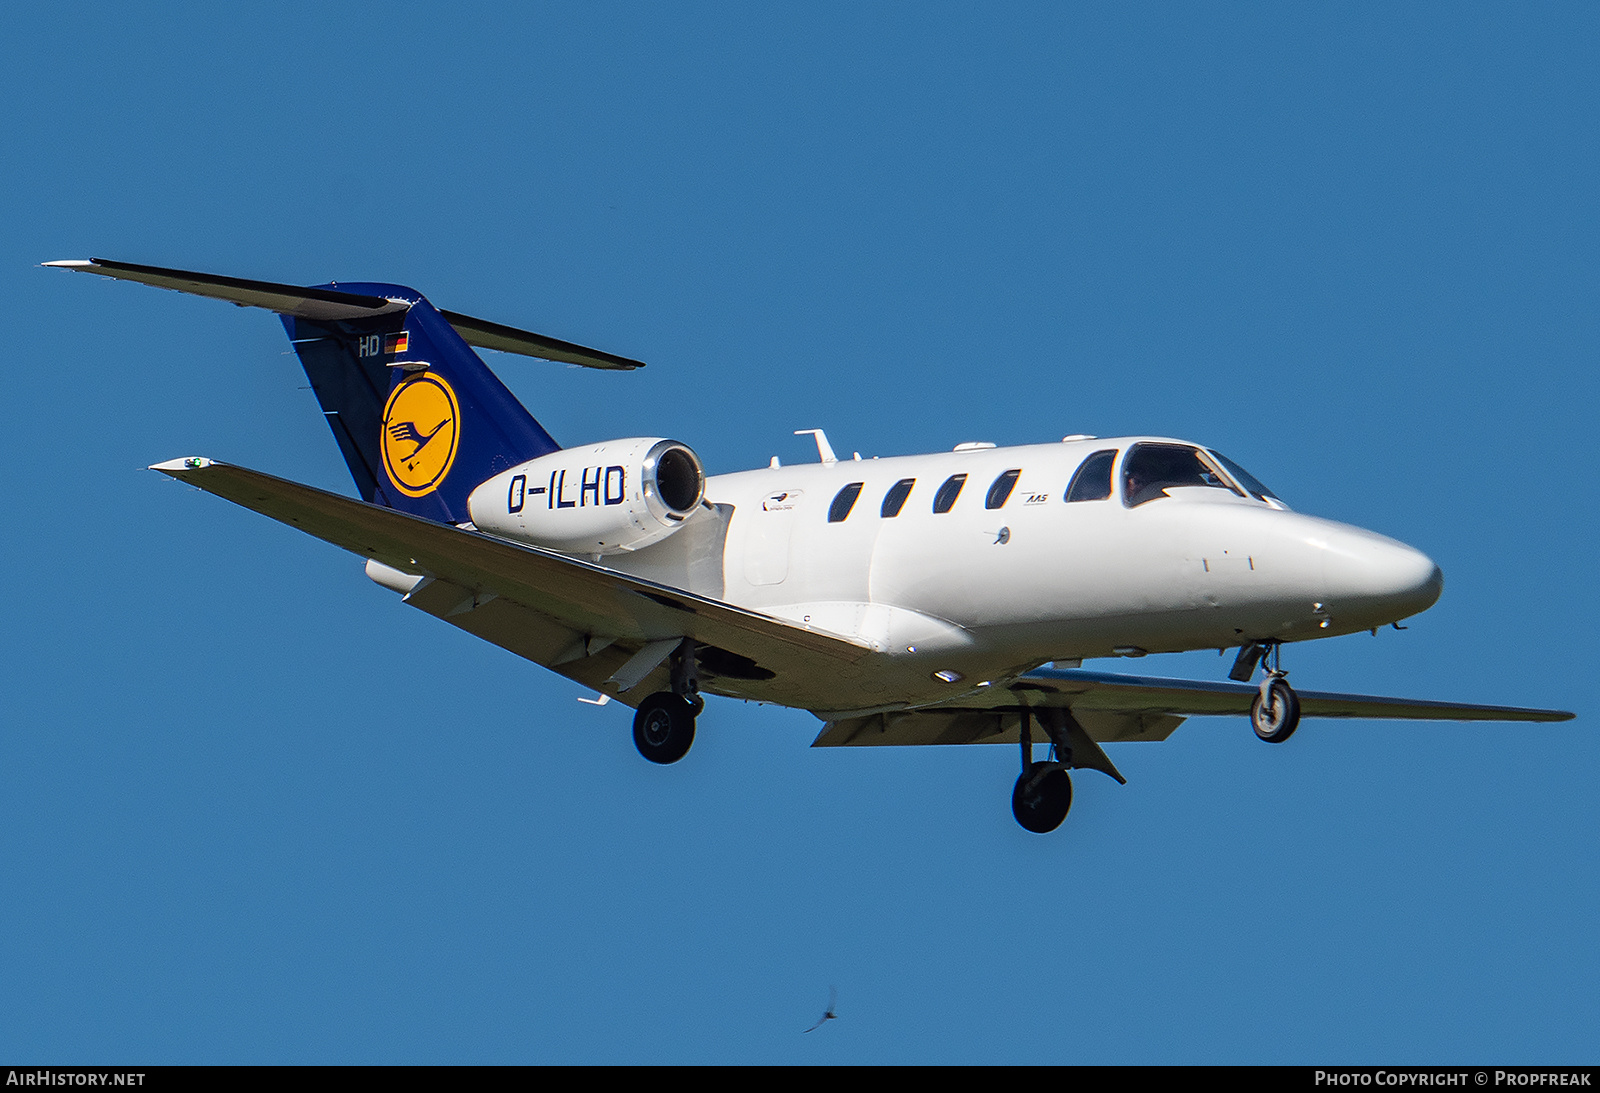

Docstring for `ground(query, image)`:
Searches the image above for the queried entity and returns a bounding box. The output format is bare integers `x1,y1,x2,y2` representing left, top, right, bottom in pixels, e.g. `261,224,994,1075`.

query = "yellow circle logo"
381,372,460,498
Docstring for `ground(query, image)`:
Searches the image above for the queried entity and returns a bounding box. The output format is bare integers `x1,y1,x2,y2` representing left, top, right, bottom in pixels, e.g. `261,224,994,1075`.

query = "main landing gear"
632,639,702,764
633,692,701,763
1012,709,1074,833
1231,641,1302,744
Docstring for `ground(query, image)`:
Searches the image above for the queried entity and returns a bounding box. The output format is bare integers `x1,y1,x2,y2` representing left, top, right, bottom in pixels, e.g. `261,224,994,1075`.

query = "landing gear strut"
632,639,703,764
1237,641,1301,743
1011,709,1073,833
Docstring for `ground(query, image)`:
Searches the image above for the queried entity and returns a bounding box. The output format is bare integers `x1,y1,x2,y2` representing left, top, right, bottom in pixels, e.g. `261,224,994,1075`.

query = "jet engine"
466,438,705,555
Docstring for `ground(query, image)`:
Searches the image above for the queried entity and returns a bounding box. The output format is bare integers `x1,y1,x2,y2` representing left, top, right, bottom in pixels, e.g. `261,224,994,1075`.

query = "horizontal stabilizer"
45,258,403,321
436,308,645,370
46,258,644,369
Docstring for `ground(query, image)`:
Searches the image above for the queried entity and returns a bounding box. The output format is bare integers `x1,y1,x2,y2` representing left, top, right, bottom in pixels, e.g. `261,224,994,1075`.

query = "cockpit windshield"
1208,451,1285,506
1121,443,1243,507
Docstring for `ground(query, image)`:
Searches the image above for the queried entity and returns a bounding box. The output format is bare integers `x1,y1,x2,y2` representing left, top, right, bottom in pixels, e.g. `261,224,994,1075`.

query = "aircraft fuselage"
607,436,1442,714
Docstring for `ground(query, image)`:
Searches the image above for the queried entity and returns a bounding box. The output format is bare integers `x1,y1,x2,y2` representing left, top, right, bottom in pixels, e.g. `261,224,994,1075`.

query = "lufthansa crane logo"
380,372,460,497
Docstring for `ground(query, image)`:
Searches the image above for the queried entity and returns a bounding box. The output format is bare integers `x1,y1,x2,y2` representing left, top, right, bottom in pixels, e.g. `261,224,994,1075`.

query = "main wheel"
633,693,697,764
1011,763,1073,833
1251,678,1301,743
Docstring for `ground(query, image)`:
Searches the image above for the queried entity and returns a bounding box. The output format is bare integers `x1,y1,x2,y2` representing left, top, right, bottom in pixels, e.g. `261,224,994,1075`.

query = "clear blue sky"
3,1,1595,1063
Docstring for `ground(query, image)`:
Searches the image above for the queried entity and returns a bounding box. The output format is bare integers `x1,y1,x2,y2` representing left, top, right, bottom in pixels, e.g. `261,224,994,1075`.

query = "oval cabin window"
932,474,967,514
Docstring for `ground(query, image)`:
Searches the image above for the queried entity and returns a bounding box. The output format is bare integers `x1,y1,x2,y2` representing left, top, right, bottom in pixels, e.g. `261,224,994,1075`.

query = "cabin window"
828,482,865,523
985,469,1022,510
881,478,915,518
932,474,967,514
1065,449,1117,502
1209,451,1285,506
1121,443,1243,507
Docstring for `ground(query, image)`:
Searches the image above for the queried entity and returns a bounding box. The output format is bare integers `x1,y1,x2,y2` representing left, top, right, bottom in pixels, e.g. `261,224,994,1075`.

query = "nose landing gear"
1251,677,1300,743
1234,641,1302,743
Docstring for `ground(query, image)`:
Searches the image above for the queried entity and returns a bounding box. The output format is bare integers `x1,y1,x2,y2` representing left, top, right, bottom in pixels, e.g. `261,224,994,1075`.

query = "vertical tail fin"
284,282,560,524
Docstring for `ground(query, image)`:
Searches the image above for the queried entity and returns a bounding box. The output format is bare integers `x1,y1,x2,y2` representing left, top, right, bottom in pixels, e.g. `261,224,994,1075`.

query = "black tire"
1251,678,1301,743
1011,763,1073,833
633,692,697,764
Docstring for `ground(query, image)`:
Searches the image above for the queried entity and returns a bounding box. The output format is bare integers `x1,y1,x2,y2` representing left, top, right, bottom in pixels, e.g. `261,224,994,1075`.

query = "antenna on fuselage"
794,429,838,465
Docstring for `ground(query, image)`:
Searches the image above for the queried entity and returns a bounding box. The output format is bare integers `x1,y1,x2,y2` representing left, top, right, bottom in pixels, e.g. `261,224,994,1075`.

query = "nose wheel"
1251,677,1300,742
1238,641,1301,743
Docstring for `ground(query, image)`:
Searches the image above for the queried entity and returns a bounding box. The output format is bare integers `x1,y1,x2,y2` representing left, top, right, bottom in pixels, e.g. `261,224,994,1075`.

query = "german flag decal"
383,331,410,355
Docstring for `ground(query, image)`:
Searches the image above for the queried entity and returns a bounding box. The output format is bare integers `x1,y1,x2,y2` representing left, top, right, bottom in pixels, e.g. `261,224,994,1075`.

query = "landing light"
933,669,964,683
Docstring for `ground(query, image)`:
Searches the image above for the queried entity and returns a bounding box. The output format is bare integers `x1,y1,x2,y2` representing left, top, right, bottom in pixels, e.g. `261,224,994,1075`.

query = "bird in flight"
804,986,838,1033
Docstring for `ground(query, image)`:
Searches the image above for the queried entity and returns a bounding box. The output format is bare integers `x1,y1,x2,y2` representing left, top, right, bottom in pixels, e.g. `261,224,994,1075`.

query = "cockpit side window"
985,469,1022,509
1209,451,1286,506
1121,443,1243,507
932,474,967,513
881,478,915,518
828,482,865,523
1064,449,1117,502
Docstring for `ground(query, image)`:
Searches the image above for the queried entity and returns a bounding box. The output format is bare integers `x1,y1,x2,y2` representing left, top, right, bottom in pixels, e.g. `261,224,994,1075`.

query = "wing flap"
392,580,660,705
812,708,1185,747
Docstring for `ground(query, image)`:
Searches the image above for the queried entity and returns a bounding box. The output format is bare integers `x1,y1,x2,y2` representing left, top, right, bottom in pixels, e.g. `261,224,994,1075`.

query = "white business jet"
48,259,1574,833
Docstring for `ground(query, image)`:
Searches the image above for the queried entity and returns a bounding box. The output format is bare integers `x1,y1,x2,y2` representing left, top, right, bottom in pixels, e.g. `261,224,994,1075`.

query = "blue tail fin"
284,283,560,524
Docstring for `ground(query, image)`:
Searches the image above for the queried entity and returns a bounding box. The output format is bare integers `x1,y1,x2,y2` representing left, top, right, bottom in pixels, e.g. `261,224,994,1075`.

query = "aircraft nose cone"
1321,529,1443,623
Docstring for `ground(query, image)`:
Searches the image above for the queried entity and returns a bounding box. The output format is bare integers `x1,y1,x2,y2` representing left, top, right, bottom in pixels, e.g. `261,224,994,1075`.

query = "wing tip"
150,456,216,474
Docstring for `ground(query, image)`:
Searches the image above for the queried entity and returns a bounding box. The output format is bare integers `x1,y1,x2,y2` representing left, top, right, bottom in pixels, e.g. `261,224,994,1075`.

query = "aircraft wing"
151,458,868,704
812,665,1575,751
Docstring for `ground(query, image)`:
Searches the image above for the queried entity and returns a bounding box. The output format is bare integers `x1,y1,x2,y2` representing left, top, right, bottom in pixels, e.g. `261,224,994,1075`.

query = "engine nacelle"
467,438,705,555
